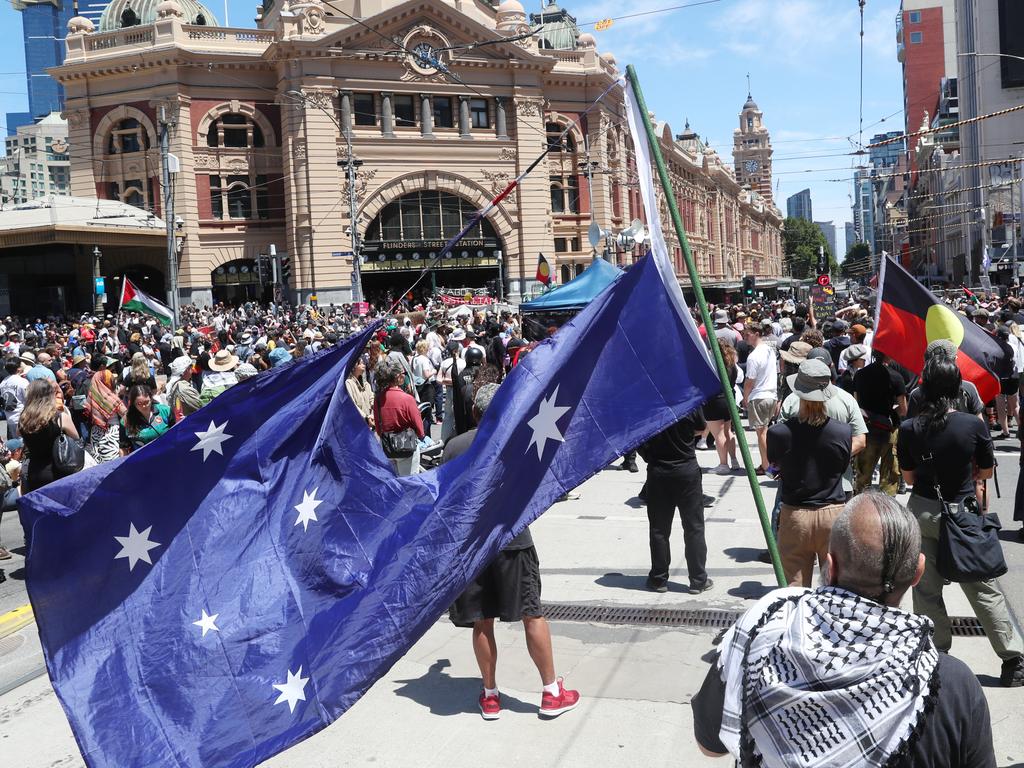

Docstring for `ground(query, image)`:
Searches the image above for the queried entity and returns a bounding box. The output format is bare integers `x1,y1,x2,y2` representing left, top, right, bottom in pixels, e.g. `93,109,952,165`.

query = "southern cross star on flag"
873,254,1009,402
21,217,717,768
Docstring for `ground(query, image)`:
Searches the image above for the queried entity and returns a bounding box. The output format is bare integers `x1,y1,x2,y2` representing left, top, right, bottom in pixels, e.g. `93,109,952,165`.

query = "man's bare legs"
473,616,556,688
523,615,556,686
472,619,498,689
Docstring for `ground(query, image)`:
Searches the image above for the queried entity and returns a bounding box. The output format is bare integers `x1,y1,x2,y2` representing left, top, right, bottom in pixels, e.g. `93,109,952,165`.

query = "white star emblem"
526,386,571,460
294,488,323,532
272,666,309,713
191,420,233,461
113,523,161,571
193,610,220,638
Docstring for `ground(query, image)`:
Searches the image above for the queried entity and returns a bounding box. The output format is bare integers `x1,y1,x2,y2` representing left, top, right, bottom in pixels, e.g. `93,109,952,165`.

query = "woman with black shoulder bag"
897,356,1024,687
373,358,425,477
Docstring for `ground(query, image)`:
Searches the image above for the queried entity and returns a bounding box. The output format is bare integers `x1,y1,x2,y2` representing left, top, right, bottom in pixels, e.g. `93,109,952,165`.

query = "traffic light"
280,255,292,286
742,275,755,299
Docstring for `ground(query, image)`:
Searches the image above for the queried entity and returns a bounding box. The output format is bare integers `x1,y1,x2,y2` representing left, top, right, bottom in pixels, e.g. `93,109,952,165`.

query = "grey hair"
829,491,921,601
374,358,406,393
474,383,499,414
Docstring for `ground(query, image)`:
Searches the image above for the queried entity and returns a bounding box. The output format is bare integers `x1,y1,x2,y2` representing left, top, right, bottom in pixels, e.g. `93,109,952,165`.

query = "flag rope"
625,64,786,587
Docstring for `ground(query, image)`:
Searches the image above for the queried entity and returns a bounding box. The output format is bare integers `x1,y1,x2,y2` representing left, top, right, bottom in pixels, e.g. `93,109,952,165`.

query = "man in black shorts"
447,383,580,721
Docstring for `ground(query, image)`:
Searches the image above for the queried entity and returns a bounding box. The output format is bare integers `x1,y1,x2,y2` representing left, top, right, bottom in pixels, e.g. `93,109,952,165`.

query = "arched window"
547,119,581,216
208,174,270,220
546,122,566,153
206,113,265,148
107,118,150,154
120,7,139,27
194,12,206,24
106,180,154,211
549,175,579,215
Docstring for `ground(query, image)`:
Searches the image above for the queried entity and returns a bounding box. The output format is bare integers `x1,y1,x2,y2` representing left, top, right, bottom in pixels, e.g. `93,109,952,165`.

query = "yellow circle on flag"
925,303,964,348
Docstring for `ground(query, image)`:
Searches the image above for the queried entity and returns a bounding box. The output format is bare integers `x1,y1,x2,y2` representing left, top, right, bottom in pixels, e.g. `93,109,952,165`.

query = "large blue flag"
20,92,719,768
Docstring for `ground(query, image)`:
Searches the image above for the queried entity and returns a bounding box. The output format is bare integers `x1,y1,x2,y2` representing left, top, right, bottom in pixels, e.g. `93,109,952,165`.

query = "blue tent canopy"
520,258,624,312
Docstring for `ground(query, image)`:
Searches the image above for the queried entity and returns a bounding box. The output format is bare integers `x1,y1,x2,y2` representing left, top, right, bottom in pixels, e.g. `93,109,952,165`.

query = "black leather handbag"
375,400,418,459
52,417,86,478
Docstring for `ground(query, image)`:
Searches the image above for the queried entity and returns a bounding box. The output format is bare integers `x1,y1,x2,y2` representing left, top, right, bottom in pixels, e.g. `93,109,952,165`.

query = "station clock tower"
732,89,774,206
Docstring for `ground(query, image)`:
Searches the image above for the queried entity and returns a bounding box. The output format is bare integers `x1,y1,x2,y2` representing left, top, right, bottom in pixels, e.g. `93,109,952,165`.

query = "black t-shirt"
442,428,533,550
854,362,907,422
766,416,852,507
639,410,706,472
897,412,994,501
692,651,995,768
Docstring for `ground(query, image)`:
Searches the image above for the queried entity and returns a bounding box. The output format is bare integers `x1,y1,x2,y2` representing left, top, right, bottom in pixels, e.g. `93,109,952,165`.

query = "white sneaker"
710,464,731,475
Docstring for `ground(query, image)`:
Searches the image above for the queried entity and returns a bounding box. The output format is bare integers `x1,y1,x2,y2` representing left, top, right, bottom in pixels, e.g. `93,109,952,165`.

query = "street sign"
94,277,106,296
331,251,353,258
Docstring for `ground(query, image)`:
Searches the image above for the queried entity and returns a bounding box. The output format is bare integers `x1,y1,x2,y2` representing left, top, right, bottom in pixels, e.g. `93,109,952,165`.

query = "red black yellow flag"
873,255,1006,402
536,253,552,285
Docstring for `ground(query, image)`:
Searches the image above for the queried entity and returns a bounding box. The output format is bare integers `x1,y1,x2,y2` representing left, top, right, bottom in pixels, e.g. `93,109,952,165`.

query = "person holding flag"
118,277,175,329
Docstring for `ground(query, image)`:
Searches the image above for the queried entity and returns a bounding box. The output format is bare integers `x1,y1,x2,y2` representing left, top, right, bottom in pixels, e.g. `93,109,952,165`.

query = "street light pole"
159,105,180,326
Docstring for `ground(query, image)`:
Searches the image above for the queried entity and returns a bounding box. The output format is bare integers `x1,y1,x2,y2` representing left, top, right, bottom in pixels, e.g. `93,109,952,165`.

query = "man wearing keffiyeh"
693,491,996,768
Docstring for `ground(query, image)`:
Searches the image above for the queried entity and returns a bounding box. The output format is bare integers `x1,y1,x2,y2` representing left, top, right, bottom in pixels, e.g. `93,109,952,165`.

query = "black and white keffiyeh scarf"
717,587,939,768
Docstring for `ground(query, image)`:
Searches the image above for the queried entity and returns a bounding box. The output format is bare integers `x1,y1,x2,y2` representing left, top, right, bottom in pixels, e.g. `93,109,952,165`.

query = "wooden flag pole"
626,65,785,587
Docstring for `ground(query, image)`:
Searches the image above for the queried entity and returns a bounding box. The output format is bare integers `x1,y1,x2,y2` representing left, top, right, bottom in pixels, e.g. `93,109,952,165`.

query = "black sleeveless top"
23,417,62,493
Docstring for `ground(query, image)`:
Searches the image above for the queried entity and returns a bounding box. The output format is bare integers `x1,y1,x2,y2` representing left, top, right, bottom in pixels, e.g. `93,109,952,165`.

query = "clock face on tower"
744,159,761,174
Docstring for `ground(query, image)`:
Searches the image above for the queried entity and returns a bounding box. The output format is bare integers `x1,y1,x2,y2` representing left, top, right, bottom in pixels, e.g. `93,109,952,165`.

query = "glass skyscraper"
15,0,77,119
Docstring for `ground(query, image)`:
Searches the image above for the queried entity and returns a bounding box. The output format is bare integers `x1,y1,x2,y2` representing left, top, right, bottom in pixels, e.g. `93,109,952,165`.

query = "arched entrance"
211,258,265,305
106,265,165,314
361,191,505,307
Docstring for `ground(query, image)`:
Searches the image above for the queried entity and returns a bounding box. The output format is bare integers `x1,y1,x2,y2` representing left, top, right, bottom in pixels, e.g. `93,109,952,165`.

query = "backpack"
1,385,20,414
72,373,92,411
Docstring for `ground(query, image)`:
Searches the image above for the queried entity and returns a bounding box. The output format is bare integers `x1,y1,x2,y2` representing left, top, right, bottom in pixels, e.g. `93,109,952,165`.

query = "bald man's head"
828,492,924,605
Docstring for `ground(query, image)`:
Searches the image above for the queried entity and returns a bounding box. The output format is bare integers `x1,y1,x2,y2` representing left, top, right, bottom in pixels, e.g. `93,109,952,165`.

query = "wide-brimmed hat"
72,351,88,365
713,309,729,326
450,329,466,342
239,332,253,344
18,351,35,366
208,349,239,372
787,359,836,402
780,341,812,364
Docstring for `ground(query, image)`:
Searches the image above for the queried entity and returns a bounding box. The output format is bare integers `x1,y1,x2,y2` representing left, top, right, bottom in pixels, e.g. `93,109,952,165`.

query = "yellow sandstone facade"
53,0,784,307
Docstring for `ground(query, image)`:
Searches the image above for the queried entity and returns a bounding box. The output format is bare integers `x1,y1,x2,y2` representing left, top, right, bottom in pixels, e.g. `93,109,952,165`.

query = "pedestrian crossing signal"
742,275,754,298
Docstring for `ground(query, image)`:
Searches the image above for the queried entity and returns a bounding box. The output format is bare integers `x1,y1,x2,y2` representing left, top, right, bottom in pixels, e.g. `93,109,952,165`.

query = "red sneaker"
539,678,580,718
478,691,501,720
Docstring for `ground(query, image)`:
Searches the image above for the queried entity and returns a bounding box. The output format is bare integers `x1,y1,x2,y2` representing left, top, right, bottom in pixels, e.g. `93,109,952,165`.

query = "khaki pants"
853,430,899,495
908,494,1024,660
778,503,845,587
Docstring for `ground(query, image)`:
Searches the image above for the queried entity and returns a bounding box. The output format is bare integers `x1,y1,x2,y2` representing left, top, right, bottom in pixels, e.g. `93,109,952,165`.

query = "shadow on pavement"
624,497,646,509
722,547,765,563
8,567,24,581
727,581,774,600
594,573,691,594
976,673,1005,689
393,659,535,715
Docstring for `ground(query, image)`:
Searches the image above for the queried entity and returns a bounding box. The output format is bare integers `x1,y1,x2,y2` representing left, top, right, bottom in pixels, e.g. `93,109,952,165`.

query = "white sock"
484,686,499,697
543,680,560,696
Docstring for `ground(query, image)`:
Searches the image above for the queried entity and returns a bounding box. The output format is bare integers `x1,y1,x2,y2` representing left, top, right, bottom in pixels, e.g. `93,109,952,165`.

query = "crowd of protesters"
0,281,1023,751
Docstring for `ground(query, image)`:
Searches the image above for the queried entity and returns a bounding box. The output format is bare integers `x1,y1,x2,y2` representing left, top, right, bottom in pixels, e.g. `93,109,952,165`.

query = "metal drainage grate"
950,616,987,637
540,602,741,629
539,602,988,637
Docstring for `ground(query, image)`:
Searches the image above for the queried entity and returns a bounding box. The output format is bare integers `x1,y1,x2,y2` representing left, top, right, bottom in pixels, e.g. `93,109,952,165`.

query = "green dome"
530,1,581,51
98,0,218,32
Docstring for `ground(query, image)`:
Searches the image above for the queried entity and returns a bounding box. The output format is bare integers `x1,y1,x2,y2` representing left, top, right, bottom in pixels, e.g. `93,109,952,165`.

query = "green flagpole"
626,65,785,587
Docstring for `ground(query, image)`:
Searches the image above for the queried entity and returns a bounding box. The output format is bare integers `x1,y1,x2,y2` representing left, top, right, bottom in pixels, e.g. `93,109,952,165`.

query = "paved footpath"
1,431,1023,767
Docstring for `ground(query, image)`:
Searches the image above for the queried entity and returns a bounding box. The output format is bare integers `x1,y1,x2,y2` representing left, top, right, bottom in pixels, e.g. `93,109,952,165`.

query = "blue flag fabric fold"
21,246,719,767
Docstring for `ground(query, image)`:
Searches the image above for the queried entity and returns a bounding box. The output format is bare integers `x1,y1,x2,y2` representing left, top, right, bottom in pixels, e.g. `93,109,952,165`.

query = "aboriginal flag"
536,253,552,285
873,255,1007,402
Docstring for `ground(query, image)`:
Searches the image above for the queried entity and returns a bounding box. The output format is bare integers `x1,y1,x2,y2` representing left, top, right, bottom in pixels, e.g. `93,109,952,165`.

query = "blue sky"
0,0,905,254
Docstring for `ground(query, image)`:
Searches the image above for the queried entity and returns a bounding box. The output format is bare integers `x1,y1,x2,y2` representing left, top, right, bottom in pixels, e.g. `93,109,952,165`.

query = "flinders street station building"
38,0,783,308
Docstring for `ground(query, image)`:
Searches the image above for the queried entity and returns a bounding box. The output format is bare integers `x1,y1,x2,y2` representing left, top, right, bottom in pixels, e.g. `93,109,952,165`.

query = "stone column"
495,97,509,140
380,92,395,138
339,90,352,138
459,96,472,139
420,94,434,138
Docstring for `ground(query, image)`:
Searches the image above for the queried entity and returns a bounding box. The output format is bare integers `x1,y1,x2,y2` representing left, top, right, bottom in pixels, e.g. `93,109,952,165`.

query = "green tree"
782,217,834,279
840,242,872,279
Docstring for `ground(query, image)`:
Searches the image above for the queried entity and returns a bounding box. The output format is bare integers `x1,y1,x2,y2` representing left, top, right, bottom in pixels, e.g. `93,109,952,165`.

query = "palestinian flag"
119,277,174,327
536,253,552,286
874,255,1007,402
